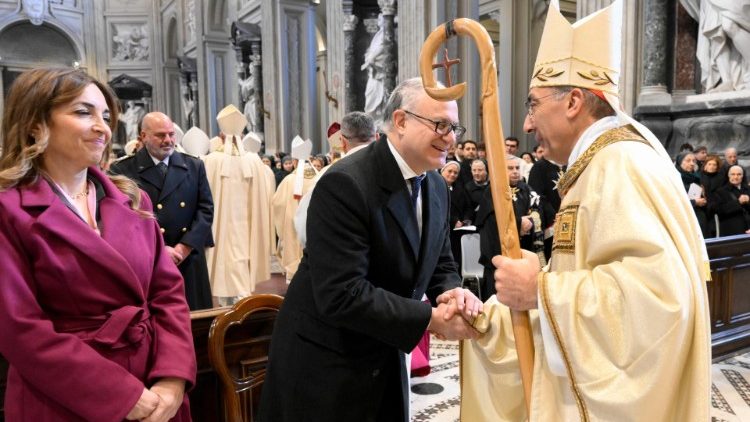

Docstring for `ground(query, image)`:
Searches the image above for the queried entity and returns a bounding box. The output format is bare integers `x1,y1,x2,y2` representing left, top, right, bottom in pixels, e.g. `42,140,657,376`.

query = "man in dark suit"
259,78,482,422
110,112,214,310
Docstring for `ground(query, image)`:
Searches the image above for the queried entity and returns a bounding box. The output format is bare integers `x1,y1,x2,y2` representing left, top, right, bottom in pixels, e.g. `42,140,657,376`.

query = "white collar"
149,153,170,167
386,137,422,181
566,116,620,167
342,143,369,158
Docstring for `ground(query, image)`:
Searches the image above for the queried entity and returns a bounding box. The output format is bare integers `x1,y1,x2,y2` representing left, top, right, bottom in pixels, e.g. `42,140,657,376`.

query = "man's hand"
125,388,160,420
164,246,184,265
492,249,541,310
520,216,533,235
173,243,193,265
436,287,483,322
142,378,185,422
427,302,479,341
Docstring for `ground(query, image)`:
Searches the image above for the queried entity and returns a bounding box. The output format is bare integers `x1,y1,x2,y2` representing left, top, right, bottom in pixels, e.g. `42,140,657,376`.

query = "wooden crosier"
419,18,535,413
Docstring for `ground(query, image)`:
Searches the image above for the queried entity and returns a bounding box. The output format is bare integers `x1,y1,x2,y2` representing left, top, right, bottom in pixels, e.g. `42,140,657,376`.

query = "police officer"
110,111,214,310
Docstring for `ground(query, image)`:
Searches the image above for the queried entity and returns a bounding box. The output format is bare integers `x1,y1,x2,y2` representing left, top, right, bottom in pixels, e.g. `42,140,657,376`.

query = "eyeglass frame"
402,109,466,139
524,90,567,116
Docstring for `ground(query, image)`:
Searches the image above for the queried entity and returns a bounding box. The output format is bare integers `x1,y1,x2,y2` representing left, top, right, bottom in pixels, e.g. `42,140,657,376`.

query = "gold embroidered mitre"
530,0,622,97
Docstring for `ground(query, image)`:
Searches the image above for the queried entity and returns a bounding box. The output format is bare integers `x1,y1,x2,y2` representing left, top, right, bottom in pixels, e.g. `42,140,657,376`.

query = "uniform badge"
552,204,578,253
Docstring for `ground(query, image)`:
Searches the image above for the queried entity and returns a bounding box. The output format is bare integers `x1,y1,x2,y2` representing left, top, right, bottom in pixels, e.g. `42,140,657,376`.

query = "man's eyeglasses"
524,91,564,116
402,110,466,139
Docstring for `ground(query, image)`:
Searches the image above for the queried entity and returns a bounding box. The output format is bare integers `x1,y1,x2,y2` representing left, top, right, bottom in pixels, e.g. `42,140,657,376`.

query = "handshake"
427,287,484,341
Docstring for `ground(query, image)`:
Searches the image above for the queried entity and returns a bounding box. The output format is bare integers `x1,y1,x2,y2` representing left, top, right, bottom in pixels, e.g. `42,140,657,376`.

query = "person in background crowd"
275,155,294,186
676,152,709,237
679,142,694,152
446,143,457,162
111,111,215,311
441,160,464,229
694,145,708,169
454,140,465,162
462,158,489,225
261,154,275,169
310,156,325,172
477,142,486,160
521,151,536,166
475,155,551,300
458,139,478,186
532,144,544,161
701,154,723,237
441,160,467,272
527,143,564,260
713,165,750,236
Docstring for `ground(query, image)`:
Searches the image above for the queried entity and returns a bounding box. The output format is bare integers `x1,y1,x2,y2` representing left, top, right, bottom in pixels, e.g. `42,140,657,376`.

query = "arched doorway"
0,21,80,97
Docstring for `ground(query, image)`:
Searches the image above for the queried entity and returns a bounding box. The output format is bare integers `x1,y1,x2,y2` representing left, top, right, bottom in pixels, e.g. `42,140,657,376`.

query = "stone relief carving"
22,0,47,25
186,0,196,44
680,0,750,92
112,24,149,61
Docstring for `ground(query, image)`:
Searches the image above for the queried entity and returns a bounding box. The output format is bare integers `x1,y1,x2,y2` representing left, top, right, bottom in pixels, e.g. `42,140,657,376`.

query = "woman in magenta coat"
0,68,196,421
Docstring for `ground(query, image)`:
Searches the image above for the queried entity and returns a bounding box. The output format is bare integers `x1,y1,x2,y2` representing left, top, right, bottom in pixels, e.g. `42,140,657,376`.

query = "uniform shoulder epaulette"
113,154,135,163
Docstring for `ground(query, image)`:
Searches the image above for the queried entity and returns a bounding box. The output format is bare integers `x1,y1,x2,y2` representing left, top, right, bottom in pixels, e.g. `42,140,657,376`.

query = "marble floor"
410,337,750,422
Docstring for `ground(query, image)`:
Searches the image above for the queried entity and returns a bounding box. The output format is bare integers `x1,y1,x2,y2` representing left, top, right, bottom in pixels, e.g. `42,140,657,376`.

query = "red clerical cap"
328,122,341,138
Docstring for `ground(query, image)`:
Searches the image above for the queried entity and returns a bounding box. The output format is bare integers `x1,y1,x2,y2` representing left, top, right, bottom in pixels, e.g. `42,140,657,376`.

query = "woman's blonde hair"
0,68,147,216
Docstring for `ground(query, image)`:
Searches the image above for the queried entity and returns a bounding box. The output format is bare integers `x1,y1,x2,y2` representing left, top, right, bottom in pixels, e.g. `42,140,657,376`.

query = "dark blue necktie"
157,162,168,183
410,174,425,211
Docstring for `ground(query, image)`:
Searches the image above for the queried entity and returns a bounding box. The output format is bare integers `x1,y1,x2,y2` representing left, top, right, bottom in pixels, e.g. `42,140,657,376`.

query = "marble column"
378,0,397,97
249,39,264,135
397,1,426,82
342,3,358,113
638,0,671,105
673,1,698,96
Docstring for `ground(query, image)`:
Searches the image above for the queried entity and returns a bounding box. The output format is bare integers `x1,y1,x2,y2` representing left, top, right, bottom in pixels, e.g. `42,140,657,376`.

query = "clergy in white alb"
203,106,274,299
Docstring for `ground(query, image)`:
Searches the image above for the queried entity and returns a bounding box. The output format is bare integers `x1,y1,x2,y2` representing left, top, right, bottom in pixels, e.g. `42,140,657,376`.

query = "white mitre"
533,0,670,161
290,135,313,199
217,104,248,155
181,127,210,157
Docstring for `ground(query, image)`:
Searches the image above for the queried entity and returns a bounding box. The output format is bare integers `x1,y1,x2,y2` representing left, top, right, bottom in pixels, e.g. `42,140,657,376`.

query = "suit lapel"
415,172,443,283
158,152,188,201
375,137,420,260
20,169,145,298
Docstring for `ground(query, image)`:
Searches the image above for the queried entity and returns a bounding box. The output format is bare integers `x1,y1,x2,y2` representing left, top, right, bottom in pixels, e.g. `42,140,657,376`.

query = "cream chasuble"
272,165,317,280
461,126,711,421
204,147,275,297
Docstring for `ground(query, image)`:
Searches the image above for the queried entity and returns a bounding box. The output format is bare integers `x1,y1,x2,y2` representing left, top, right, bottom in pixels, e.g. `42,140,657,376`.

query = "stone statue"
361,14,388,126
239,67,258,133
180,85,195,128
680,0,750,92
119,100,145,141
